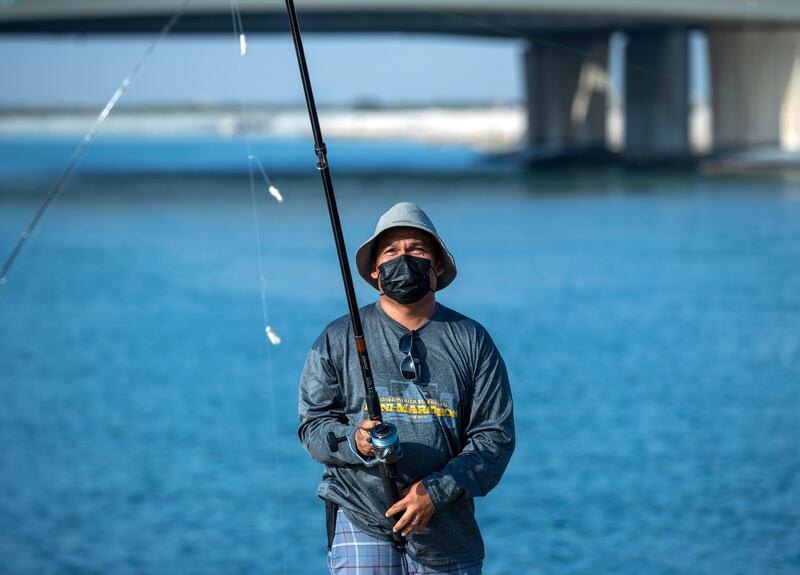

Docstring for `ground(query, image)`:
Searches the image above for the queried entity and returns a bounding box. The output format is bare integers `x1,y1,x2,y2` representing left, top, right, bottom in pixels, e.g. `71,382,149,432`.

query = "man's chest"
341,335,473,438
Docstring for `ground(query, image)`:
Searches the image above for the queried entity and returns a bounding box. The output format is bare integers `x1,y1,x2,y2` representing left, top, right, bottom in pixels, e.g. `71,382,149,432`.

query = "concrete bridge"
3,0,800,163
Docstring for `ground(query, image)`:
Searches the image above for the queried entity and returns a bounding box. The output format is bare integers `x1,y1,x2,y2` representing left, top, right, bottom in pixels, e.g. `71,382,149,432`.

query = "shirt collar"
373,300,442,336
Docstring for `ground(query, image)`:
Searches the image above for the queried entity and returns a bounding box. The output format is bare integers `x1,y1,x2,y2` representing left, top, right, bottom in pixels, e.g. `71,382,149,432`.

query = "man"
298,202,515,574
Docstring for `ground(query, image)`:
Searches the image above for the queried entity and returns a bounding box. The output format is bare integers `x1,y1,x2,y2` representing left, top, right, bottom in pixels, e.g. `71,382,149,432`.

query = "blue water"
0,136,494,175
1,157,800,574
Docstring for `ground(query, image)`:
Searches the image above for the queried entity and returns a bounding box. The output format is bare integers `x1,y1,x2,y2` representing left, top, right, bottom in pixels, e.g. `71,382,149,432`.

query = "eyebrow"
382,239,427,250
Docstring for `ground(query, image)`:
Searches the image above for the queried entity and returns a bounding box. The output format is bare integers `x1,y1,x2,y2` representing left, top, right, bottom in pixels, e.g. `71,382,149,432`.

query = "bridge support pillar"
707,29,800,152
524,35,609,158
623,28,690,161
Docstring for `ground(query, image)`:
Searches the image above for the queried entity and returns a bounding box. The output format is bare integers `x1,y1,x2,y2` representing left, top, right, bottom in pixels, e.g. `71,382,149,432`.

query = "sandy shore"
0,105,526,151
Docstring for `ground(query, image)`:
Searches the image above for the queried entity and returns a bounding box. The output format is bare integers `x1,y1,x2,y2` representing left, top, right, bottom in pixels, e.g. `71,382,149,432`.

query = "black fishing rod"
282,0,406,551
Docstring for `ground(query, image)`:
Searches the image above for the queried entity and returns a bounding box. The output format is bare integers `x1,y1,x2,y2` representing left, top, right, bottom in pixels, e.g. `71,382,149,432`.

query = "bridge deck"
1,0,800,35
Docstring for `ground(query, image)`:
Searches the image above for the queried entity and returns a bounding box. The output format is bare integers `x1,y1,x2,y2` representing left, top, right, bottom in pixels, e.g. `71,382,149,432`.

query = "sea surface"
1,138,799,575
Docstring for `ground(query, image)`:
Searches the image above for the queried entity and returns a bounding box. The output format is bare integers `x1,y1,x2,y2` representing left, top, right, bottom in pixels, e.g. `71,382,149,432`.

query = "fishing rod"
282,0,406,551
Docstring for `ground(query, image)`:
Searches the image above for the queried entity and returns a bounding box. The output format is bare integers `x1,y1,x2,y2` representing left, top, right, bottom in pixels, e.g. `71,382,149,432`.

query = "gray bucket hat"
355,202,457,291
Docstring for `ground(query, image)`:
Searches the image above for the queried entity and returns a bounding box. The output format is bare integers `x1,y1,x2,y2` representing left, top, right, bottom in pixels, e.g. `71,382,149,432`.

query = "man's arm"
298,341,376,467
421,333,516,510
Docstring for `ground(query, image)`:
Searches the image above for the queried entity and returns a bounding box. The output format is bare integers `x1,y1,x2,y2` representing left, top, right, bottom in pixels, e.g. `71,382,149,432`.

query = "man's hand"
354,419,380,458
385,480,435,537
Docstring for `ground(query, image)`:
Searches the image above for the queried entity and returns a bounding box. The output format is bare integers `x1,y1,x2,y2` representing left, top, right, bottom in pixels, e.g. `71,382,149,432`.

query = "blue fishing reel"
370,422,403,465
326,422,403,465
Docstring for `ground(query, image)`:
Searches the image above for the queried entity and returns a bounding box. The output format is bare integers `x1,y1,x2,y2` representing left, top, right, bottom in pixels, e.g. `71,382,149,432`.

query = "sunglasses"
399,331,419,381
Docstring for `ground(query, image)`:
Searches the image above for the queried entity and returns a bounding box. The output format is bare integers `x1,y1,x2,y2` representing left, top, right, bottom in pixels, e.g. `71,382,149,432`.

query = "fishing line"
246,158,289,575
228,0,284,342
251,154,284,203
228,0,284,344
231,0,247,56
0,0,192,286
228,3,289,573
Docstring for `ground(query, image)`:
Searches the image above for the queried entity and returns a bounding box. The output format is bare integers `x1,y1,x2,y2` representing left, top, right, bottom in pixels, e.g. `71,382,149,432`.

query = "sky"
0,34,524,108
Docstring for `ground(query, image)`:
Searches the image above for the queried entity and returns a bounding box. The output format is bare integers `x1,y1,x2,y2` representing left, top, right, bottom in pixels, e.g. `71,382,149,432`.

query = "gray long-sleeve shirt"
298,302,515,567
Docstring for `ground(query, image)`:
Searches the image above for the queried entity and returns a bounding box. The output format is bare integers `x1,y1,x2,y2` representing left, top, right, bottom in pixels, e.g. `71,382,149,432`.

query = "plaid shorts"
328,509,483,575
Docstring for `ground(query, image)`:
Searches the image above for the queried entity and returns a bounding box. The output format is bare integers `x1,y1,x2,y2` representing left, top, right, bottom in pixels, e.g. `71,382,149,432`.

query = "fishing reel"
326,422,403,465
369,422,403,465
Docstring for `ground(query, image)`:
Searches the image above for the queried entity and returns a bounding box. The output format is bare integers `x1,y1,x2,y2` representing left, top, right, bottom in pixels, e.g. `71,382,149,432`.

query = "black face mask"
378,255,433,304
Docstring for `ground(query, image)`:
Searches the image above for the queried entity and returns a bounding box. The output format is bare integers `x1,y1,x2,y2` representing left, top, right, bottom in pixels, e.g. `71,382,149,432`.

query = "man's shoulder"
436,303,489,335
434,303,499,353
436,304,507,369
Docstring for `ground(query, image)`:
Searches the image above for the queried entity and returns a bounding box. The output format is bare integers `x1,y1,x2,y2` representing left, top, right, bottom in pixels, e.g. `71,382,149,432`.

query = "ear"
370,262,379,280
434,258,445,277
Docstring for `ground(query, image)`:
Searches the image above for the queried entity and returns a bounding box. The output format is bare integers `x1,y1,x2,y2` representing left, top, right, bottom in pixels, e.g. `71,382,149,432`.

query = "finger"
355,428,375,457
392,508,414,534
357,421,379,447
385,499,407,519
407,508,432,535
362,429,375,449
402,515,421,537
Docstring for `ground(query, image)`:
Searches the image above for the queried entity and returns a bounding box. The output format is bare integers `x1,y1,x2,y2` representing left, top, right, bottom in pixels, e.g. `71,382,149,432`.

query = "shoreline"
2,105,799,173
0,105,526,152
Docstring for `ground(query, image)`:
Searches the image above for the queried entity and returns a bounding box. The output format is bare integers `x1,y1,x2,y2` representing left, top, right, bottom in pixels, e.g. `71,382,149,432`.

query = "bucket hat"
355,202,457,291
